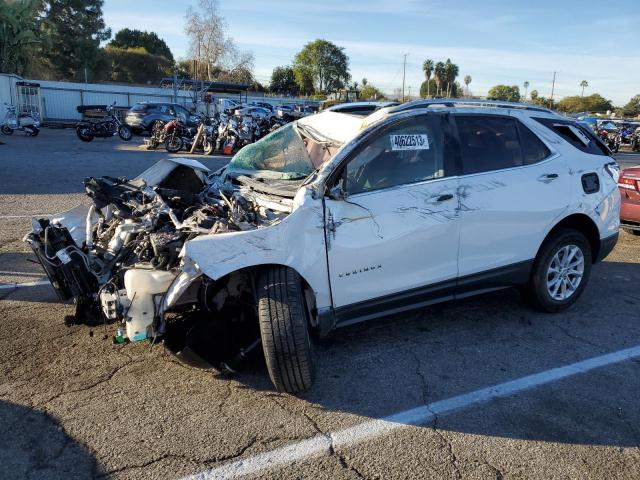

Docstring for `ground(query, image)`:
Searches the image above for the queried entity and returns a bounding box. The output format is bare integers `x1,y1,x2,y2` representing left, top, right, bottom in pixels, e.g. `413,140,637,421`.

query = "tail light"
619,175,639,191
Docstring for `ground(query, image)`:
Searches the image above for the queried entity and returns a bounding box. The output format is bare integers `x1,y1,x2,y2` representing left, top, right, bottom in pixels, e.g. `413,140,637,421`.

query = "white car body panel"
184,188,333,309
324,177,460,307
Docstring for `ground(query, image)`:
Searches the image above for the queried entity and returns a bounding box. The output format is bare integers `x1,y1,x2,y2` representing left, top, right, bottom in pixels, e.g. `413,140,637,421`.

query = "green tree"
530,89,539,101
0,0,44,76
95,45,173,84
420,79,436,98
293,39,350,95
464,75,472,96
621,95,640,118
556,93,612,113
434,61,446,97
269,65,298,95
41,0,111,80
108,28,174,62
361,77,368,86
422,59,434,97
360,83,385,100
487,84,521,102
580,80,588,97
443,58,459,97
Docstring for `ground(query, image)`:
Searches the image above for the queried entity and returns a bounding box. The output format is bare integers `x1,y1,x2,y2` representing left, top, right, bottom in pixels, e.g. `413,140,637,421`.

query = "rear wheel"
27,126,39,137
525,229,592,312
76,126,94,142
1,125,13,135
165,135,183,153
203,138,214,155
257,266,315,393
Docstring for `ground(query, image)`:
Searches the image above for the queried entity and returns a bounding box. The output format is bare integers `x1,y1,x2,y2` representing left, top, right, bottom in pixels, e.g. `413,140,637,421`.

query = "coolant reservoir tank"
123,269,176,342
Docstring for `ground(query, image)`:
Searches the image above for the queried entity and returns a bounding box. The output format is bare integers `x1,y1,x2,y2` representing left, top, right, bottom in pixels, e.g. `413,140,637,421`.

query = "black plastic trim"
332,260,534,328
595,232,618,262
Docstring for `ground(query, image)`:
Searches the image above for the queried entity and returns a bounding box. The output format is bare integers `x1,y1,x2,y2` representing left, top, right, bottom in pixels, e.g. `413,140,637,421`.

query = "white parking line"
0,279,50,290
183,344,640,480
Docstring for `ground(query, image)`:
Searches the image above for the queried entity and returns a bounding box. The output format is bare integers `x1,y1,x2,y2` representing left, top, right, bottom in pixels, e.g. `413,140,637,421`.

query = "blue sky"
102,0,640,105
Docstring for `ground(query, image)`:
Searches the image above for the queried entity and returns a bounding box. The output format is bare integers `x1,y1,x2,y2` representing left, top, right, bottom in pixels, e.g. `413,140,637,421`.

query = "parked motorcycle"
1,103,40,136
632,127,640,152
597,127,619,153
75,103,132,142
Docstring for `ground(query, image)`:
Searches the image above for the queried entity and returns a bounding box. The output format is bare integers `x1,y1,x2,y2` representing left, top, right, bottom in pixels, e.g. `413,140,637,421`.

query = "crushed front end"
25,158,290,370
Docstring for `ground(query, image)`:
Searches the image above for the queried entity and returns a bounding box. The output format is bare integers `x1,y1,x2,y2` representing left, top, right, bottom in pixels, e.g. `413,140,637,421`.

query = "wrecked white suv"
26,100,621,393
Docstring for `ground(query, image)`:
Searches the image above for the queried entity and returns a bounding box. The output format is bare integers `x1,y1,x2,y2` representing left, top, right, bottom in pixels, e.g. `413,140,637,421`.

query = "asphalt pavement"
0,128,639,479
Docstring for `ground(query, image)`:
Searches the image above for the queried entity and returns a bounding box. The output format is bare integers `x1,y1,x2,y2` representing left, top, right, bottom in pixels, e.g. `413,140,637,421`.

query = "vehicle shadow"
0,400,102,478
233,259,640,448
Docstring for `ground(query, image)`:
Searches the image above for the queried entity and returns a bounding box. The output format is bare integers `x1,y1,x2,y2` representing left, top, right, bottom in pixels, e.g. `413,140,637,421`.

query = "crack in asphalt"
330,444,366,479
98,435,262,478
38,358,146,409
544,317,609,351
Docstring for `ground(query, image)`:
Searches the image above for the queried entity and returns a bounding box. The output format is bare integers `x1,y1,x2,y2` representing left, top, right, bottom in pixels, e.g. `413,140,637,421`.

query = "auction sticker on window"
389,134,430,150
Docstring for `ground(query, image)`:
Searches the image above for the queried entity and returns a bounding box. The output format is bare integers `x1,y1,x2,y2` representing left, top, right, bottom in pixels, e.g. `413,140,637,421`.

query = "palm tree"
434,61,445,97
443,59,458,97
362,78,368,86
464,75,472,96
580,80,588,97
422,59,434,98
522,81,530,101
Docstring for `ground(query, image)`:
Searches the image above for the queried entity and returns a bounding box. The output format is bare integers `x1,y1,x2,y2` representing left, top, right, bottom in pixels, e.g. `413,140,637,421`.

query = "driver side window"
345,115,445,195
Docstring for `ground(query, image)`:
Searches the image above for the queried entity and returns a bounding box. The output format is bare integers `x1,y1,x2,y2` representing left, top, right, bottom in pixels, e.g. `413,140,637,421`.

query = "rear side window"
131,104,148,112
517,122,551,164
533,117,609,156
455,116,550,174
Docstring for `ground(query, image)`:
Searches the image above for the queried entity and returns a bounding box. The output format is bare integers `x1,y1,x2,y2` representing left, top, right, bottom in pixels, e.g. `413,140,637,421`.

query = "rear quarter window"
533,117,610,156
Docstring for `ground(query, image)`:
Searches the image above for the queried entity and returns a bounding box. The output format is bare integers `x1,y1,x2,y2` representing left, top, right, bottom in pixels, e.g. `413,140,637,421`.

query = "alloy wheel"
546,244,585,301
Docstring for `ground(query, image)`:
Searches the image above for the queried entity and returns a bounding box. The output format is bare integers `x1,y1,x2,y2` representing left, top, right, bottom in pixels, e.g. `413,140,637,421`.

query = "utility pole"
401,54,407,102
550,71,556,109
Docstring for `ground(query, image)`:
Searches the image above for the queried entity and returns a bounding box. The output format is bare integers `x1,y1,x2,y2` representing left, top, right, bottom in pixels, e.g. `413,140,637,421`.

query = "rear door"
324,113,461,315
453,114,571,285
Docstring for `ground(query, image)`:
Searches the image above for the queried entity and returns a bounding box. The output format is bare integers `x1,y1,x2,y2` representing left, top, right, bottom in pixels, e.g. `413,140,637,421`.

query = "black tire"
27,126,39,137
525,229,592,313
257,266,315,393
76,126,94,142
1,125,13,135
623,228,640,236
165,135,183,153
203,138,214,155
118,125,133,141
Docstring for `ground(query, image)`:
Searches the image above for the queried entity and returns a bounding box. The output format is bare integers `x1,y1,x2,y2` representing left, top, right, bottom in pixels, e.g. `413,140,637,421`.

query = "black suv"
125,103,199,134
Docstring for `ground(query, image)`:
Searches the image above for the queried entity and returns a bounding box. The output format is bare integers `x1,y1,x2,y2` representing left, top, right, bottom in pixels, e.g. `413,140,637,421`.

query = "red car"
619,166,640,235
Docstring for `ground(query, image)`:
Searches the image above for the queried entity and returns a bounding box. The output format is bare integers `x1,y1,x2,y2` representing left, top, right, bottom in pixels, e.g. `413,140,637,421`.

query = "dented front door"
324,113,460,311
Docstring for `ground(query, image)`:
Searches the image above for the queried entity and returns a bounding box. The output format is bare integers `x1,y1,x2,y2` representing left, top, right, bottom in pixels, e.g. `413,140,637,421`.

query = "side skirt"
325,260,534,329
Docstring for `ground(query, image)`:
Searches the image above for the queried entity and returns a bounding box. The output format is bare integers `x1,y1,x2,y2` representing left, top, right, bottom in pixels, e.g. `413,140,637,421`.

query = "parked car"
234,106,275,121
25,99,621,393
326,101,400,116
250,101,275,111
125,103,199,134
619,166,640,235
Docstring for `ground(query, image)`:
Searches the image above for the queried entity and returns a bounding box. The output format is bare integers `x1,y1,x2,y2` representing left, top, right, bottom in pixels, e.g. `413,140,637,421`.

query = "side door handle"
538,173,559,183
436,193,454,202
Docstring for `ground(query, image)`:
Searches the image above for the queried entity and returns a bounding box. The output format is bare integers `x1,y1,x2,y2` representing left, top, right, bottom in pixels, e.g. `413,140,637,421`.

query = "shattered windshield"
227,124,314,180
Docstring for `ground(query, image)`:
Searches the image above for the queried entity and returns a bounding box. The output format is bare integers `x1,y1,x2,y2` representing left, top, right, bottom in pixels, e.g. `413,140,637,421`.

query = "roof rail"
388,98,555,114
